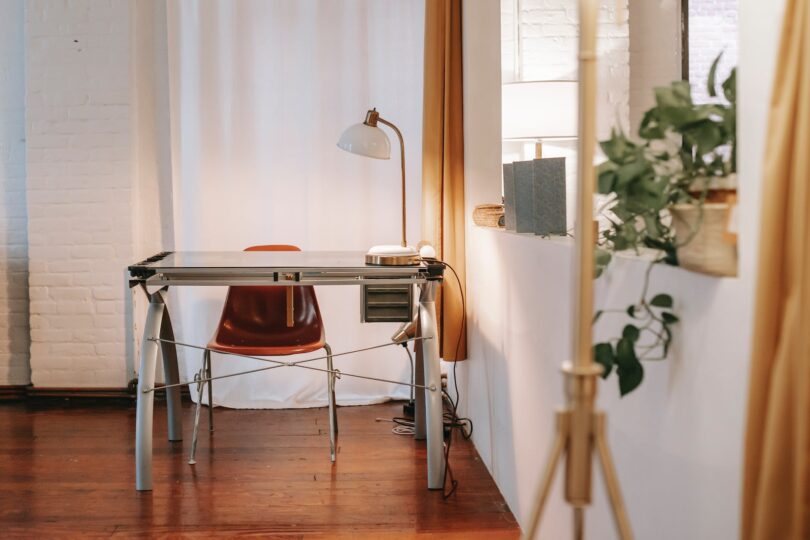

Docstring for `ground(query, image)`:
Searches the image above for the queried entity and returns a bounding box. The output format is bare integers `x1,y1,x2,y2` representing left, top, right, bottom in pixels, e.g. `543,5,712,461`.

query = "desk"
128,251,445,491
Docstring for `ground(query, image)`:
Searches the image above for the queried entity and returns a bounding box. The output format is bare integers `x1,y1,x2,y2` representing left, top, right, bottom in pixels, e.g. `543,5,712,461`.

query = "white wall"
628,0,681,130
25,0,136,387
0,0,30,386
460,0,783,537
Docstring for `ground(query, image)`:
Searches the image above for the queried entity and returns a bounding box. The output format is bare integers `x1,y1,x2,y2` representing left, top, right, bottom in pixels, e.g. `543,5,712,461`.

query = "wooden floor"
0,400,518,539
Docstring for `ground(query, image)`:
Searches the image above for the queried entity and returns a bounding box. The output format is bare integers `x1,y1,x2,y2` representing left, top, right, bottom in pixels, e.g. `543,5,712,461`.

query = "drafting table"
127,250,445,491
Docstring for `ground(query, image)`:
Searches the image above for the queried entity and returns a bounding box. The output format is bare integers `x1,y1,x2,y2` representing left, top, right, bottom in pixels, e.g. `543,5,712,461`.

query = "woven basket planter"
473,204,505,228
670,202,738,277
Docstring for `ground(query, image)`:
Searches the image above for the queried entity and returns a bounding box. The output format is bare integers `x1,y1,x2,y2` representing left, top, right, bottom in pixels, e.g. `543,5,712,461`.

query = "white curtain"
159,0,425,408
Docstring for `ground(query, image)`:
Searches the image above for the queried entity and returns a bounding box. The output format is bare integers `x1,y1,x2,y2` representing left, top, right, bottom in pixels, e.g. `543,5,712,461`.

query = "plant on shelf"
592,54,737,396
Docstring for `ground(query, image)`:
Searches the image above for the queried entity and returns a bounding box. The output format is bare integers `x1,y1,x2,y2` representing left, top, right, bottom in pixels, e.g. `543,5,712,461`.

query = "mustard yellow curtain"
742,1,810,538
422,0,466,361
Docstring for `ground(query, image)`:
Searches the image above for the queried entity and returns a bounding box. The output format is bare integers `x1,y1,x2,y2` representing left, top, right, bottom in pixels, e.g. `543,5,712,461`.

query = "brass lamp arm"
365,110,407,248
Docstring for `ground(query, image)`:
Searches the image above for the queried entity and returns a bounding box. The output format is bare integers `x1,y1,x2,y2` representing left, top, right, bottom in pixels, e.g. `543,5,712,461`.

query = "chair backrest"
214,244,325,347
244,244,301,253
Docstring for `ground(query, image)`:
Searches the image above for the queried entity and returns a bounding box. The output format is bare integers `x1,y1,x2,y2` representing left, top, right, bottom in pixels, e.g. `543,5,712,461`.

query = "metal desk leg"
419,281,445,490
135,291,166,491
413,315,426,440
159,299,183,442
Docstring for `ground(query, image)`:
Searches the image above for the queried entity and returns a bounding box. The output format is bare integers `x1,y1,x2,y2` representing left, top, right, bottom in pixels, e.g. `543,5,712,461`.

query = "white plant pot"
670,202,738,277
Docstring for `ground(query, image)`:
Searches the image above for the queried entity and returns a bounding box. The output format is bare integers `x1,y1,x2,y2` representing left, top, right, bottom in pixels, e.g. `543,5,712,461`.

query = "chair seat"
207,334,326,357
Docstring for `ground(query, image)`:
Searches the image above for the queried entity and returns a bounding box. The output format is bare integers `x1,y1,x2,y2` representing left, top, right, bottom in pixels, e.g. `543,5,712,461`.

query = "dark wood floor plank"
0,401,519,538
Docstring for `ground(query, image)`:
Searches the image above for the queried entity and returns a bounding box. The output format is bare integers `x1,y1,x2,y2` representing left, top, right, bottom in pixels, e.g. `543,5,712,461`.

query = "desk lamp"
337,108,419,266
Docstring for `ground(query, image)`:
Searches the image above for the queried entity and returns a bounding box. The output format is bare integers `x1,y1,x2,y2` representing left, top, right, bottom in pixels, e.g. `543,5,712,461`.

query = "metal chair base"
188,344,339,466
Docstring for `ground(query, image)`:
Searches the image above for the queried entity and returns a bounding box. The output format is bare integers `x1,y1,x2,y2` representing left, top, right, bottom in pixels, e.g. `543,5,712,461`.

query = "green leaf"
707,52,723,98
626,305,636,318
611,224,638,252
683,121,724,157
615,338,635,368
644,237,679,265
722,68,737,104
615,338,644,396
650,293,673,308
598,168,617,194
643,213,663,239
615,157,652,191
594,248,612,278
662,312,680,324
593,310,604,324
655,81,693,110
638,108,665,140
593,343,615,379
600,129,634,163
595,248,612,266
618,360,644,396
622,324,641,342
663,325,673,356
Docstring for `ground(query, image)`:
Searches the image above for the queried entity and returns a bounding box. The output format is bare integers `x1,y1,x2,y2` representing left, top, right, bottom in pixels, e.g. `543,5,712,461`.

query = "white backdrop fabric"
162,1,425,408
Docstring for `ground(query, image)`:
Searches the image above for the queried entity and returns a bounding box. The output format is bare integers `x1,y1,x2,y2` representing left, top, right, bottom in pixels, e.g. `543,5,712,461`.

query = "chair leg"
205,349,214,432
324,343,337,462
188,369,206,465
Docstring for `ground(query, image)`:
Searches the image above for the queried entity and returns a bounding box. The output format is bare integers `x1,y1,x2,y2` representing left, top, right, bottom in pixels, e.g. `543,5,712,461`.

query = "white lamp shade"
337,123,391,160
502,80,578,139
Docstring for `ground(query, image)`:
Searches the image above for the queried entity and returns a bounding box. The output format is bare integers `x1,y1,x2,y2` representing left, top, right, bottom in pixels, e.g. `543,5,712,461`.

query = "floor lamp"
521,1,634,539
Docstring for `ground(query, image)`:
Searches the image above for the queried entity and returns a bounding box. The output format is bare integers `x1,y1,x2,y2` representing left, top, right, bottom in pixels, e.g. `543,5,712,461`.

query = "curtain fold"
422,0,467,361
742,0,810,537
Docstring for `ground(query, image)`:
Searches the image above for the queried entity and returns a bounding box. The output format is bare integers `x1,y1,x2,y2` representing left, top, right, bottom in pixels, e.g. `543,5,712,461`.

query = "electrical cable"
433,259,472,497
420,257,467,409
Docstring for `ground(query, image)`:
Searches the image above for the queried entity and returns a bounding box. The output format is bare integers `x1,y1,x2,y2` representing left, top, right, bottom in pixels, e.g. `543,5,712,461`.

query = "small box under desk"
361,284,413,323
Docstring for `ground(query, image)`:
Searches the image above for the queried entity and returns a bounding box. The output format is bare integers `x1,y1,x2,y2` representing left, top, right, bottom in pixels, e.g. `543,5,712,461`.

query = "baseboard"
0,385,29,402
26,386,135,400
0,382,190,403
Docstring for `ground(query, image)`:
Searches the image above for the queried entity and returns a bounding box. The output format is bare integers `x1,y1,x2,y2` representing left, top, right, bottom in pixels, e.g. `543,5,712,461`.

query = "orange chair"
188,245,338,464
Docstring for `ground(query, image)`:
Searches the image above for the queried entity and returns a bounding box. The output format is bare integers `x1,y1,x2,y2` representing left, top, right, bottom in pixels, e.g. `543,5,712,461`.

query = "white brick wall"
501,0,630,136
689,0,738,103
0,0,31,386
25,0,134,387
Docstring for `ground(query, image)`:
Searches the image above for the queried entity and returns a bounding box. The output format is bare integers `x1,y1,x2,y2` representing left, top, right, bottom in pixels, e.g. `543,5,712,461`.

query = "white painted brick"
689,0,738,103
26,0,136,388
30,329,72,342
48,287,91,301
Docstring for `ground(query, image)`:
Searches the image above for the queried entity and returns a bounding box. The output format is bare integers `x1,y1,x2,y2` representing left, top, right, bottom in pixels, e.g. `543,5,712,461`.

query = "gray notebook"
532,157,567,236
513,160,536,233
503,163,516,231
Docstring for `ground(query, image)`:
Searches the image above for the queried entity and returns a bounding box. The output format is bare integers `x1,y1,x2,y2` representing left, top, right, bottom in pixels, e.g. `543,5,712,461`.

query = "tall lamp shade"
502,80,578,148
337,109,419,266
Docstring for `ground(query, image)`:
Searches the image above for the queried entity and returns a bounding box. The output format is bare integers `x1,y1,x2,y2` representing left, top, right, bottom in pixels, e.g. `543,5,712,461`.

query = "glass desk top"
129,251,439,286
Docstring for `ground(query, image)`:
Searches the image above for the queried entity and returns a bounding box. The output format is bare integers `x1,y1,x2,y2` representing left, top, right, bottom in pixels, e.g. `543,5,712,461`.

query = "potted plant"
592,55,737,396
639,55,738,276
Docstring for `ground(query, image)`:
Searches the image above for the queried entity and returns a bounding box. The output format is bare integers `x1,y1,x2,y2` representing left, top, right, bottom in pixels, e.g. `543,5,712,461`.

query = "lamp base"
365,245,420,266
